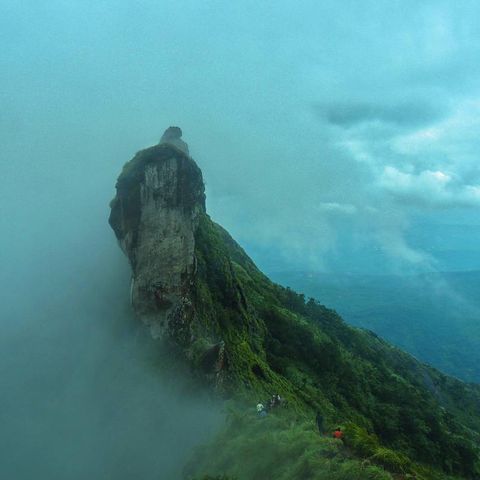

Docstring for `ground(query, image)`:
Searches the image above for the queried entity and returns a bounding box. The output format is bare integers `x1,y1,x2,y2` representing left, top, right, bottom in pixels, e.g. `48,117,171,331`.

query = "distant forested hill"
271,271,480,383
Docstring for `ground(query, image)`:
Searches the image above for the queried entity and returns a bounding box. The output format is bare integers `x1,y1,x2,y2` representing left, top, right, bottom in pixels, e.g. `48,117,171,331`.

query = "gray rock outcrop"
109,140,205,339
159,126,190,155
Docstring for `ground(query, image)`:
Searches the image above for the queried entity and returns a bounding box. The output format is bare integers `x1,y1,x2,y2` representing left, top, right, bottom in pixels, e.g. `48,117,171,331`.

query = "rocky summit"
109,130,480,479
109,138,205,340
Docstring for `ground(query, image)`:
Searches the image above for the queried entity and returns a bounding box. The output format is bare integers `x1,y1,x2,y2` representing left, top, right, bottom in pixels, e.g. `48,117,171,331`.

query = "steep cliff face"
109,142,205,339
109,134,480,479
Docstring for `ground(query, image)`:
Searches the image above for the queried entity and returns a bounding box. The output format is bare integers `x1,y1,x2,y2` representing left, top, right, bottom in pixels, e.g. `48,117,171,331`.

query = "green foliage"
185,409,393,480
343,423,379,457
275,271,480,383
187,214,480,479
342,423,411,474
370,448,410,474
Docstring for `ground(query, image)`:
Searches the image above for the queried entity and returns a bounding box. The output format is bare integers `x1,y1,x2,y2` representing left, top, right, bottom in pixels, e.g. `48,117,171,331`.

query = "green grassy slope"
186,410,395,480
186,214,480,479
270,271,480,383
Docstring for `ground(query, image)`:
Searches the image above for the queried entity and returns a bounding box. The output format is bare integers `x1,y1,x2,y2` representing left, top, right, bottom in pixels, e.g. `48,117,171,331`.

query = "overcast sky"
2,0,480,274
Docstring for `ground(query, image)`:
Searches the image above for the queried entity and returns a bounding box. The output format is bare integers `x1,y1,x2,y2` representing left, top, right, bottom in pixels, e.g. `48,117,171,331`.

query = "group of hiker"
256,399,344,440
256,393,283,417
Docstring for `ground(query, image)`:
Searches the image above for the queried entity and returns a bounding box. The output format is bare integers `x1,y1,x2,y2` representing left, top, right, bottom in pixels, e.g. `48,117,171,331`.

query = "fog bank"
0,191,221,480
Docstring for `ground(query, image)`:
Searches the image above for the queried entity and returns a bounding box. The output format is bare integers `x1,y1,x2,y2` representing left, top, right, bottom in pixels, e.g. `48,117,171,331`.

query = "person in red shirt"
333,427,343,439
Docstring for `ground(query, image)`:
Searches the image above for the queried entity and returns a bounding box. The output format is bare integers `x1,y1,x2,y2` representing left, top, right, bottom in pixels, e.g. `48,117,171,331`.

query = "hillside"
271,271,480,383
109,136,480,479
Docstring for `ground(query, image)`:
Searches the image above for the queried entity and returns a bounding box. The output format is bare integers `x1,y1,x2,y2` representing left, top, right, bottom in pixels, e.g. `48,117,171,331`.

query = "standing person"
316,412,324,434
256,402,267,418
333,427,343,439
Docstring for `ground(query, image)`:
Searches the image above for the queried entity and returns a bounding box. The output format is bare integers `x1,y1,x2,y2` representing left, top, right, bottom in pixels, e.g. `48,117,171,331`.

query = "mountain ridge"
109,138,480,479
271,270,480,383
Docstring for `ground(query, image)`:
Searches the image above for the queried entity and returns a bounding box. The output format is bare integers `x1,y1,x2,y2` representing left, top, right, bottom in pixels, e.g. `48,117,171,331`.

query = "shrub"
343,423,379,457
370,447,411,473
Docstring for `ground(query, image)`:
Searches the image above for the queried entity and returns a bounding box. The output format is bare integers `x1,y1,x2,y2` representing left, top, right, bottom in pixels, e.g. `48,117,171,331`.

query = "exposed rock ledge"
109,140,205,339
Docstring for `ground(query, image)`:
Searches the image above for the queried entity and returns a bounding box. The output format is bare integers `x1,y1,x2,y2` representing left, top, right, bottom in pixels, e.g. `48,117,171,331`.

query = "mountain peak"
109,141,205,339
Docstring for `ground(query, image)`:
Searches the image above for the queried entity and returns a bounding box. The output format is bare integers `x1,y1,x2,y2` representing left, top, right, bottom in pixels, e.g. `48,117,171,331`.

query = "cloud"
391,101,480,178
378,166,480,208
377,229,436,267
315,101,446,129
316,202,358,214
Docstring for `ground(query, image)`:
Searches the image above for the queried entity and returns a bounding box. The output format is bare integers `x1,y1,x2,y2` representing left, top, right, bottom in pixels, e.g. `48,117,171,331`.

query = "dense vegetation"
272,271,480,383
186,409,394,480
186,407,479,480
186,214,480,479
